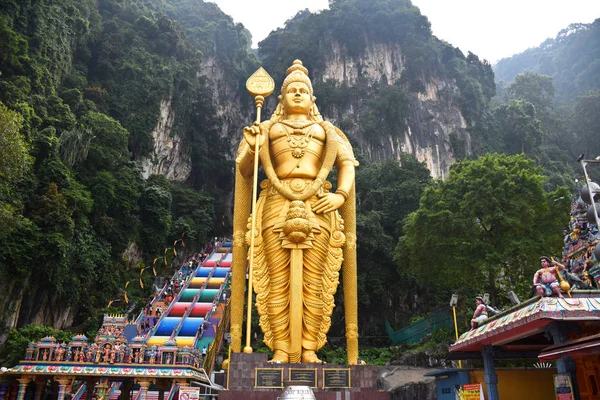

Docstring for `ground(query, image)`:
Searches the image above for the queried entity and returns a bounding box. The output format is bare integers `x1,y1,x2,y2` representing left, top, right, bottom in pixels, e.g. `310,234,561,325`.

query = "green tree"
330,156,431,339
505,73,555,112
0,102,29,181
0,325,72,366
140,183,172,257
572,91,600,159
495,99,543,155
396,153,569,307
0,102,30,238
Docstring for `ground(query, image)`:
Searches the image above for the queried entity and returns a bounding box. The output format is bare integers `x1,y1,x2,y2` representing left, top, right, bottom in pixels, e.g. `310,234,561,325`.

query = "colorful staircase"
146,242,232,361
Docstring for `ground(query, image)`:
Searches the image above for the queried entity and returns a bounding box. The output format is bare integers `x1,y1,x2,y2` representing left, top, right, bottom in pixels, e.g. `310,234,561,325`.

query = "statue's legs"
259,193,291,362
301,224,330,362
254,189,343,363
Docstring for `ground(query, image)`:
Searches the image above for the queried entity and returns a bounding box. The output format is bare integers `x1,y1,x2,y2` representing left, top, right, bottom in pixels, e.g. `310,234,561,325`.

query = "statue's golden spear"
243,67,274,353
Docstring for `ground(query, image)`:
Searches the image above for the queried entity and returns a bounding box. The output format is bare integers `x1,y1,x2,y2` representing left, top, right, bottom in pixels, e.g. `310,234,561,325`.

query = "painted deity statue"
533,256,566,298
230,60,360,364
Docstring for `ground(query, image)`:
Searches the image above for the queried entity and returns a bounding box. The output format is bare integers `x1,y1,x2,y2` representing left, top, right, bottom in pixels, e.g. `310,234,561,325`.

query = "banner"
554,374,574,400
179,387,200,400
455,383,485,400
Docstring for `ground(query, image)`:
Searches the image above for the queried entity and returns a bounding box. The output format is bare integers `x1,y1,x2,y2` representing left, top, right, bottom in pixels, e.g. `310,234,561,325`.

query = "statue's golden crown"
281,59,313,96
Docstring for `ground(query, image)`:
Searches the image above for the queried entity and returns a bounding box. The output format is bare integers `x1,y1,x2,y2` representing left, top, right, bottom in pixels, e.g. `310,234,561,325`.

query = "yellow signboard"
455,383,485,400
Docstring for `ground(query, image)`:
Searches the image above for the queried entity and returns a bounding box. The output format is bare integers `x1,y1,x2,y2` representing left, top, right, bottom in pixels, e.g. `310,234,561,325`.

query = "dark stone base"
222,352,390,399
218,391,391,400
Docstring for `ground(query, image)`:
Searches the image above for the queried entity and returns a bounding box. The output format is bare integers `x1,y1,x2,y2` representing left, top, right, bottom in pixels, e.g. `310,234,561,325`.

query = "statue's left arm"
312,161,354,214
312,126,358,214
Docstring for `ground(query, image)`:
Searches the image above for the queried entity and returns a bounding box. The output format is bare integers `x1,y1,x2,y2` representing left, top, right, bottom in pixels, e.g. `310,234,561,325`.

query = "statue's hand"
243,122,265,151
312,193,345,214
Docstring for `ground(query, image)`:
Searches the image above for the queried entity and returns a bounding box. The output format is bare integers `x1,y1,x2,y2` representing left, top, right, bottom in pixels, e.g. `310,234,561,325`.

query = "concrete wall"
469,368,557,400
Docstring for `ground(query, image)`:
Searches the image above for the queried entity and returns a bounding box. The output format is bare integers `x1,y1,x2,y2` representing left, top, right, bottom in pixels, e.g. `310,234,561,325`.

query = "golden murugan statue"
229,60,359,364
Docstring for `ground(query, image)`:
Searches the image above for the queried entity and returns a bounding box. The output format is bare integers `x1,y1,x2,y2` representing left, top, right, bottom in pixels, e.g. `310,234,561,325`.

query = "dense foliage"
495,19,600,104
0,0,256,336
345,156,431,339
0,0,595,358
257,0,495,146
0,325,73,366
396,154,570,307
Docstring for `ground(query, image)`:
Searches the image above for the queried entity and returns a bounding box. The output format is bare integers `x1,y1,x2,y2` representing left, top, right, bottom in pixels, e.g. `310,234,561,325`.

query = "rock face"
322,41,405,85
144,39,469,183
0,274,75,345
200,55,253,139
140,99,191,181
315,40,470,179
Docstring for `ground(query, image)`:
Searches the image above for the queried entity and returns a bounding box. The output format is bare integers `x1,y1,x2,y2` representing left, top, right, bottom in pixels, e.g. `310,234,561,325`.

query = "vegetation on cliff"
0,0,594,357
494,19,600,104
0,0,256,336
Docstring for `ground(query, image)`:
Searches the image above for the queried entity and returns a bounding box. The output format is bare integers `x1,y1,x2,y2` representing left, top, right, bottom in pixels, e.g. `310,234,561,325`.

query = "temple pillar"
0,382,9,400
481,345,499,400
546,321,581,400
16,378,31,400
55,378,71,400
136,380,151,400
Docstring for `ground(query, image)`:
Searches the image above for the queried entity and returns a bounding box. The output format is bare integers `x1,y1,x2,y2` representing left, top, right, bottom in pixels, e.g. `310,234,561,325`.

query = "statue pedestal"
220,352,390,399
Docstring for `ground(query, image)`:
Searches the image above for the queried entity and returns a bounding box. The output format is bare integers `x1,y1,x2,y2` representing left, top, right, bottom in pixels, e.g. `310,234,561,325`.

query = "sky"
209,0,600,64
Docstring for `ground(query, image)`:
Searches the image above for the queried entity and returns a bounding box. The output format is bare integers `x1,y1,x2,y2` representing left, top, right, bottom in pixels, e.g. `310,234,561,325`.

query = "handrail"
73,383,86,400
203,300,231,375
169,289,201,340
145,250,216,340
193,250,232,349
166,258,217,340
166,384,179,400
107,382,122,400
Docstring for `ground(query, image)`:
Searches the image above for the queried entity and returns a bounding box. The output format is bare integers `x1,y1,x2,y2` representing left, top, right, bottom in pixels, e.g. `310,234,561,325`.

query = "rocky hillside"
0,0,495,344
257,1,495,178
494,18,600,103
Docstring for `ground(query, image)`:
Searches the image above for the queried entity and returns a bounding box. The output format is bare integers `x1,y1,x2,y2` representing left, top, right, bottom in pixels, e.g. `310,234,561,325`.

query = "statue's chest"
270,123,325,160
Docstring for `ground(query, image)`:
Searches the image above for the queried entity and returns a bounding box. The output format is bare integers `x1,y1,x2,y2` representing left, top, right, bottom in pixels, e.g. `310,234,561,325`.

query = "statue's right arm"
533,270,540,285
237,122,266,178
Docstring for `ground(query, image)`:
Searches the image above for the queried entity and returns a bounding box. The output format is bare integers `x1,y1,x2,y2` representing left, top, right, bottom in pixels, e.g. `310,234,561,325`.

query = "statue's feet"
269,350,288,364
301,351,323,364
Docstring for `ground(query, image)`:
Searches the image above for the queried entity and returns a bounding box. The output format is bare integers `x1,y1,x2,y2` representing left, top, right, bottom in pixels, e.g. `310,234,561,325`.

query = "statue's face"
282,82,312,115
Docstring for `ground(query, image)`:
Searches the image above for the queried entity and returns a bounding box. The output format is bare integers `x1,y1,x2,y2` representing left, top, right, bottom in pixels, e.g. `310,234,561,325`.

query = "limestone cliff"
140,99,191,181
322,41,405,86
313,41,470,179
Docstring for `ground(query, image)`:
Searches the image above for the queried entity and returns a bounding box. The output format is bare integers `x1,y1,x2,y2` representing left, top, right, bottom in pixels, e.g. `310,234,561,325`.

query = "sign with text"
554,374,574,400
322,368,351,388
179,387,199,400
289,368,317,388
455,383,485,400
255,367,283,388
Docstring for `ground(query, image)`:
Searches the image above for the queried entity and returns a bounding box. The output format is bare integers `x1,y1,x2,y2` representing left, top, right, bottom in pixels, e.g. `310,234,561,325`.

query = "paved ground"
379,365,437,390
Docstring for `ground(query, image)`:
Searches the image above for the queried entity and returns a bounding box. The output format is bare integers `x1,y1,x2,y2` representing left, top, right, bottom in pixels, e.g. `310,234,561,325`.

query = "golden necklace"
281,120,315,158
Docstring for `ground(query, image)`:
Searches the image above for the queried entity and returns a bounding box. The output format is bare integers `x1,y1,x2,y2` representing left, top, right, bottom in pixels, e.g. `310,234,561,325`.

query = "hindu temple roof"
449,292,600,354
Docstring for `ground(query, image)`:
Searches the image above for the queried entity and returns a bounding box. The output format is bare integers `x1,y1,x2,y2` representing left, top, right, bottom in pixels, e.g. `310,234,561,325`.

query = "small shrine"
128,336,148,363
34,336,57,362
158,339,178,365
68,334,88,362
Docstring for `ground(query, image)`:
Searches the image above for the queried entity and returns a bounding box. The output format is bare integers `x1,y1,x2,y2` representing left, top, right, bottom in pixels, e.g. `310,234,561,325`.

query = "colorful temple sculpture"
448,188,600,400
0,242,233,400
562,196,600,290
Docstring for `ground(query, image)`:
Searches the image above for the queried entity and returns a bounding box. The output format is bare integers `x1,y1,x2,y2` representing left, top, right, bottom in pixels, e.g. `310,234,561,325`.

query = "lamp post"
450,294,462,368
